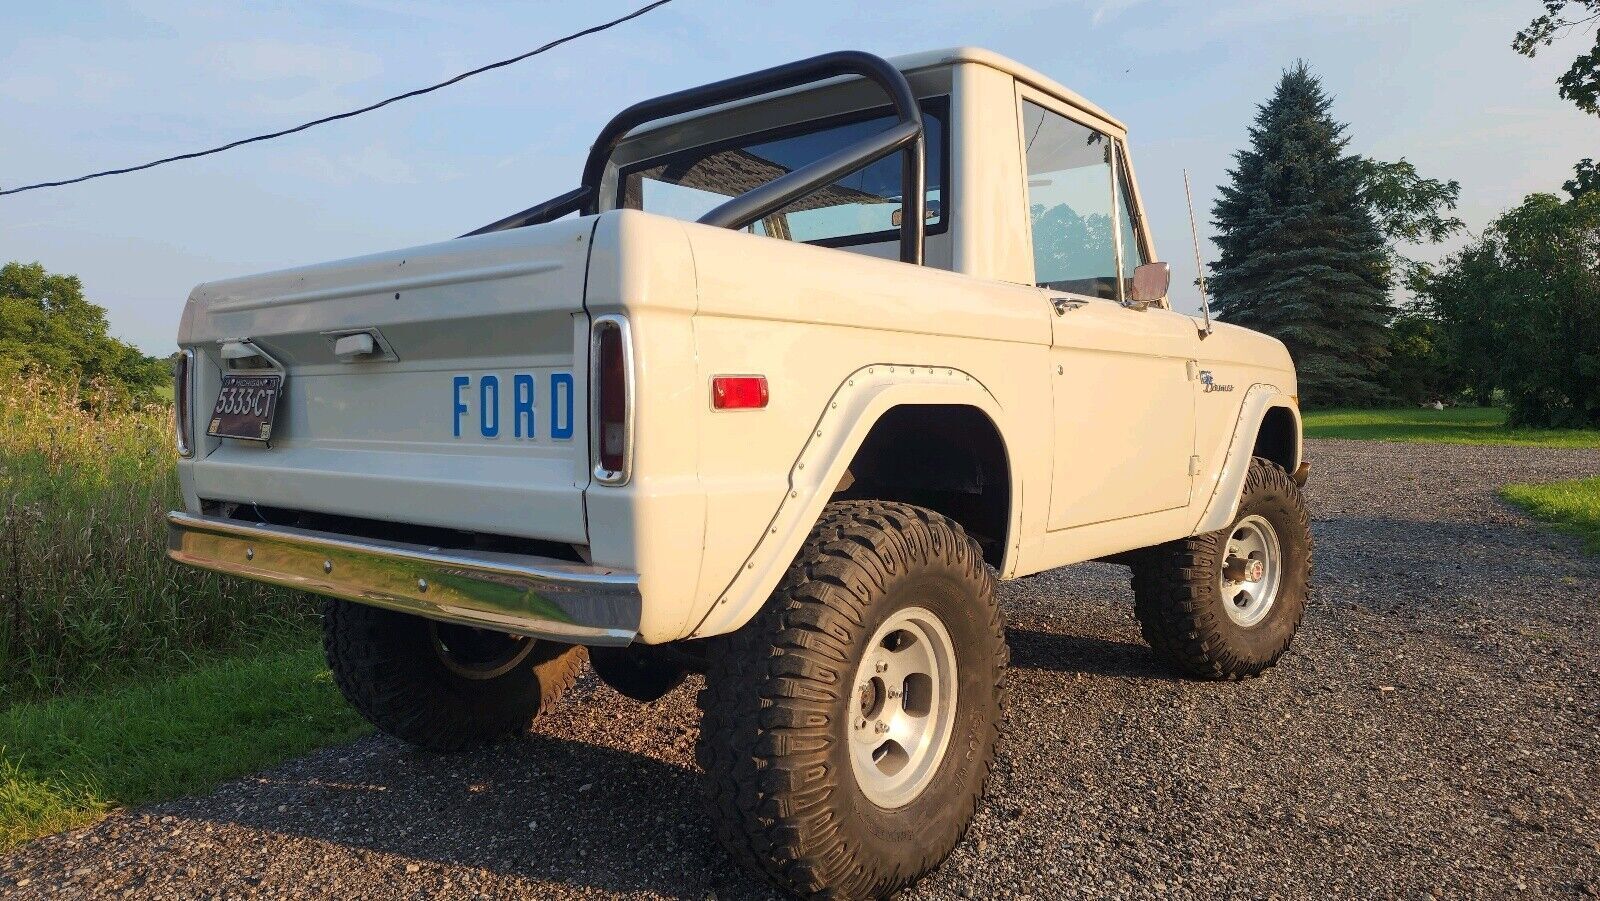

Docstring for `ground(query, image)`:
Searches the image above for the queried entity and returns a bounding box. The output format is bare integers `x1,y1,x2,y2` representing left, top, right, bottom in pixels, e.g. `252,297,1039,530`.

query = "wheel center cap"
1225,556,1266,583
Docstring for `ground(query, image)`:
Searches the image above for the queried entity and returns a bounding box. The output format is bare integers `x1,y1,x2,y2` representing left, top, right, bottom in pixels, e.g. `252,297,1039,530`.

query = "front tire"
1131,456,1312,679
697,501,1006,899
322,599,587,752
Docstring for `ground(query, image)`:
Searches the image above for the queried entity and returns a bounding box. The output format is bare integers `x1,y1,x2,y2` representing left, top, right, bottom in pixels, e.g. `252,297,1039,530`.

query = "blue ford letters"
453,373,574,441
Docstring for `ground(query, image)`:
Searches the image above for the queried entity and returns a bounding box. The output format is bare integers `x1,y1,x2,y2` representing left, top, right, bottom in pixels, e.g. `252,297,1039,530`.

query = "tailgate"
178,217,597,544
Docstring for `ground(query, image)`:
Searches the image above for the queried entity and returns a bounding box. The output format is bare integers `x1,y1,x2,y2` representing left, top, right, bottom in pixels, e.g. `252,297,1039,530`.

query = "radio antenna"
1184,169,1214,337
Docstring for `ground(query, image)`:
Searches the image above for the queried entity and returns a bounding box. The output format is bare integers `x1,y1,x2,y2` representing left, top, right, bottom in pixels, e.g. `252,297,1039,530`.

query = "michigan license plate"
207,373,282,442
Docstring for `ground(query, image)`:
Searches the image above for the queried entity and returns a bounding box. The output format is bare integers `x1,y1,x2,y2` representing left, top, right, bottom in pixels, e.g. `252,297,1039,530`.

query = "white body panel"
172,48,1300,646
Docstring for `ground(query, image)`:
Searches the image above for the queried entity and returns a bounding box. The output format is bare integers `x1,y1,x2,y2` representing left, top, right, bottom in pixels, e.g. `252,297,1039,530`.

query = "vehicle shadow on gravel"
166,726,770,898
1005,627,1175,680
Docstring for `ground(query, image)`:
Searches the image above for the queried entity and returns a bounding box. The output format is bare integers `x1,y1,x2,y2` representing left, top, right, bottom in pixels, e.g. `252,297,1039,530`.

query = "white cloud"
333,0,474,23
197,39,383,85
347,143,417,185
1201,0,1428,32
271,142,418,186
0,48,129,105
1092,0,1152,26
0,74,57,103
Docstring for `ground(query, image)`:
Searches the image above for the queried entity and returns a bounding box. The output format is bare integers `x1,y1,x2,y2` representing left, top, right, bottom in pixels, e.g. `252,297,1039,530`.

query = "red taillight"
174,349,193,457
712,376,768,410
591,317,631,483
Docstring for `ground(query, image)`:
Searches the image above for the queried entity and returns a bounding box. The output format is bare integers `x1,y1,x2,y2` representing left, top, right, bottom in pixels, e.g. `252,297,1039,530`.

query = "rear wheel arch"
688,367,1020,641
834,403,1013,568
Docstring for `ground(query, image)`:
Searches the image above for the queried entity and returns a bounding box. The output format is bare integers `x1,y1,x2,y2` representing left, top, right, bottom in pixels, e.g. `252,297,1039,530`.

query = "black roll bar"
462,51,926,265
462,186,590,238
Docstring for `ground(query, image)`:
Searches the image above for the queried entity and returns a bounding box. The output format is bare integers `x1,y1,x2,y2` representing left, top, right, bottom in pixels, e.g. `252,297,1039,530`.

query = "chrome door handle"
1051,297,1089,315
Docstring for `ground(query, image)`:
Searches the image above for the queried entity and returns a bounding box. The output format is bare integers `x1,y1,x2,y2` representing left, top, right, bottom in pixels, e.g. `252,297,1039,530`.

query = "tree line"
0,262,170,404
1209,1,1599,427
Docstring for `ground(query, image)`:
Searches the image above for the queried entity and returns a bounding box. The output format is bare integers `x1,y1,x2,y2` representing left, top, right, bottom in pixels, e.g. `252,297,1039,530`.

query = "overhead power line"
0,0,676,197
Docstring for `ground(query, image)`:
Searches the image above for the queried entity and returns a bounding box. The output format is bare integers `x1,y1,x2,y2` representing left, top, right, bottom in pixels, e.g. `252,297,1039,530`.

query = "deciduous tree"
1423,192,1600,426
0,261,167,401
1513,0,1600,115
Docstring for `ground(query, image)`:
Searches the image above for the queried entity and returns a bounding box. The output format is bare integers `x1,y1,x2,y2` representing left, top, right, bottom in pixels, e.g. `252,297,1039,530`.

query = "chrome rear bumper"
166,511,639,645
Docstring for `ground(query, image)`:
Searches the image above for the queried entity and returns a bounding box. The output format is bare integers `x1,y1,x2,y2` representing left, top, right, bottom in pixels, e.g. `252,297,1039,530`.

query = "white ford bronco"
168,48,1311,899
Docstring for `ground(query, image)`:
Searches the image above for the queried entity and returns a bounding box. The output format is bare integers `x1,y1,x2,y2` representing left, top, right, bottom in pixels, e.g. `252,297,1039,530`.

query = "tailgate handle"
333,333,377,359
322,327,397,362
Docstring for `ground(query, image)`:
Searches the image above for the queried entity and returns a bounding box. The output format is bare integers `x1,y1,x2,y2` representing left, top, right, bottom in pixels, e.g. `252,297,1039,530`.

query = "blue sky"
2,0,1595,352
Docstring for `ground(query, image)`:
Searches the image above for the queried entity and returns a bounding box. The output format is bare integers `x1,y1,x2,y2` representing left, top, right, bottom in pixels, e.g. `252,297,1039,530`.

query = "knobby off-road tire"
697,501,1007,900
322,599,587,752
1131,456,1312,679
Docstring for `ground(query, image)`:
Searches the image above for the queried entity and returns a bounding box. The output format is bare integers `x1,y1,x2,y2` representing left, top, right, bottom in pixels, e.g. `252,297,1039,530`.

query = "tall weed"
0,366,313,703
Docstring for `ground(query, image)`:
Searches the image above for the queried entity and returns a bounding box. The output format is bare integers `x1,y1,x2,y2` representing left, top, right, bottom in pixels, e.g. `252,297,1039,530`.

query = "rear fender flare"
1193,384,1301,534
687,364,1019,639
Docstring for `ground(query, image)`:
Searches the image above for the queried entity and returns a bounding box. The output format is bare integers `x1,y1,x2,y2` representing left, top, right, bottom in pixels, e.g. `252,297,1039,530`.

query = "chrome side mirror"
1126,261,1171,310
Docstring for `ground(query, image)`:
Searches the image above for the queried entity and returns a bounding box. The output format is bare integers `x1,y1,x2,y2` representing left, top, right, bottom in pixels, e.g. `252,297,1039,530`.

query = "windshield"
619,98,947,248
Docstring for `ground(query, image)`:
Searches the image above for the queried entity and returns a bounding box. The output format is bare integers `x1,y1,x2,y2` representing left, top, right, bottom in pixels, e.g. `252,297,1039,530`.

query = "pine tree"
1209,62,1393,406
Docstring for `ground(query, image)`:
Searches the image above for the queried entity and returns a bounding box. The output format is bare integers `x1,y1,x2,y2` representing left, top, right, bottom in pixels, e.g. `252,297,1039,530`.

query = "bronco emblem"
1200,371,1235,393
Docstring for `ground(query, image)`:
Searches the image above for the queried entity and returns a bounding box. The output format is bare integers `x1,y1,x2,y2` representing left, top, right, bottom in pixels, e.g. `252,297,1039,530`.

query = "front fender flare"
687,364,1019,640
1193,384,1301,534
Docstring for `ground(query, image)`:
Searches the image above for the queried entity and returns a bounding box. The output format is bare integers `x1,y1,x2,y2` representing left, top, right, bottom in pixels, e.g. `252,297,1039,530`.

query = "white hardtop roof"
889,46,1126,132
618,46,1126,143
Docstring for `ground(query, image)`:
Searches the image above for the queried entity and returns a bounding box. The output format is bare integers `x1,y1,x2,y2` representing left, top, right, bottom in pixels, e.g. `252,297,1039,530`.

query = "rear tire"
1130,456,1311,679
322,599,586,751
697,501,1006,899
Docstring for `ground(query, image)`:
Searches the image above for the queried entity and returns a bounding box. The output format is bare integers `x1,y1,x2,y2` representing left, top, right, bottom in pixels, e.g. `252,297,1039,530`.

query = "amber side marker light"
712,376,768,410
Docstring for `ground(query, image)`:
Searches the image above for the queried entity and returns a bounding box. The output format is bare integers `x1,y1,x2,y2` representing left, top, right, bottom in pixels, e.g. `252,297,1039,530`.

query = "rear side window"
619,98,948,249
1022,100,1119,299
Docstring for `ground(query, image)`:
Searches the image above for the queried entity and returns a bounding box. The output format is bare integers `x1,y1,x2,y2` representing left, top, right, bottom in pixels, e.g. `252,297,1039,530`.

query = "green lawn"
1501,477,1600,554
1303,407,1600,448
0,638,368,851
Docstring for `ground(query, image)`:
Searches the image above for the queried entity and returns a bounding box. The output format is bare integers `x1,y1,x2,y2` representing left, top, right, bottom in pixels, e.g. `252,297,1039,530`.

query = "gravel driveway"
4,438,1598,899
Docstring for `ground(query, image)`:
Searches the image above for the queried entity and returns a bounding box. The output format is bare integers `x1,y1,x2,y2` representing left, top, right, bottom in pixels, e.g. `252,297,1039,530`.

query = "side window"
1114,146,1145,296
1022,100,1118,299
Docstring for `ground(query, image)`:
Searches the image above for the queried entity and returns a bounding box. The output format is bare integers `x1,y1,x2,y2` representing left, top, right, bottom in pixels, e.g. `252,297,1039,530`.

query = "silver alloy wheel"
1219,514,1282,627
847,605,959,809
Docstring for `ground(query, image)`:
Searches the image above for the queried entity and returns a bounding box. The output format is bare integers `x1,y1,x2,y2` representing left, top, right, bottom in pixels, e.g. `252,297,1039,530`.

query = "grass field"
0,638,367,850
1302,407,1600,448
1501,477,1600,554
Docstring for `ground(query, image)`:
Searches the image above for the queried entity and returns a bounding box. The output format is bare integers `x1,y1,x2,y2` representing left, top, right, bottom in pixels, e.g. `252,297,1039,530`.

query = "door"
1046,299,1197,529
1018,96,1198,530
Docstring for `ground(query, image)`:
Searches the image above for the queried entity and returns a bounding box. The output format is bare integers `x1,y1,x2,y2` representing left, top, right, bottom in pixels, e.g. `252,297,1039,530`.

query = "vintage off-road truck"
168,48,1311,899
